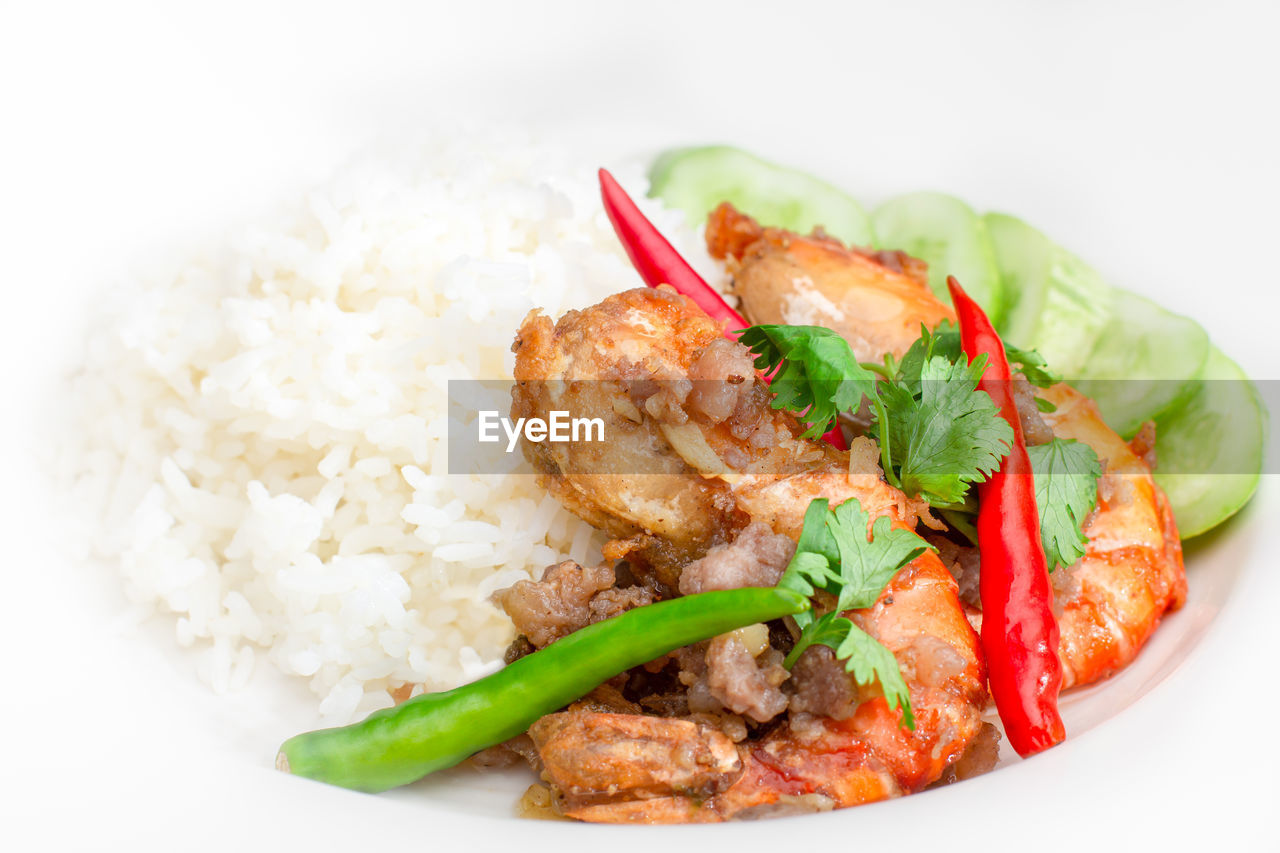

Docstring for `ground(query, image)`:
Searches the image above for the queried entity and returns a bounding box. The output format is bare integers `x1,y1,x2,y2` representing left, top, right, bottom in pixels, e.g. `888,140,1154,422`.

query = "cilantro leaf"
784,612,915,728
738,322,1043,511
875,354,1015,506
833,620,915,729
826,500,928,610
1027,438,1102,571
739,325,878,438
891,322,961,397
1003,342,1060,389
895,322,1060,390
783,610,853,662
778,499,841,630
793,497,840,567
779,497,930,729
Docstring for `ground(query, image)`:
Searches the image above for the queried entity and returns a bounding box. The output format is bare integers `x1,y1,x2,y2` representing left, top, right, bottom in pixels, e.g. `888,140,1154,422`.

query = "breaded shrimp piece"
708,205,1186,689
511,286,748,588
512,286,926,584
512,286,985,822
707,202,949,363
1037,384,1186,687
530,556,985,822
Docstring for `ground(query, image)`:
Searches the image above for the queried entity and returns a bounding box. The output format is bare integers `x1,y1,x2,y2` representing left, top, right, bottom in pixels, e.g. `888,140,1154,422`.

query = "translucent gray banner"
447,379,1274,476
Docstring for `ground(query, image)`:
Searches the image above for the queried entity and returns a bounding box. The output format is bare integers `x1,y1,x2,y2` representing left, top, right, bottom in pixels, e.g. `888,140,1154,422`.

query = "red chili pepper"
599,168,845,449
948,275,1065,758
598,168,748,336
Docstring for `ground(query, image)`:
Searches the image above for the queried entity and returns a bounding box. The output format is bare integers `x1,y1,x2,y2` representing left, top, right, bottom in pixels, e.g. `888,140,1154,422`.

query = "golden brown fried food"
511,286,924,585
530,556,985,822
511,286,748,588
1037,384,1186,688
511,286,985,822
707,202,949,363
708,206,1186,690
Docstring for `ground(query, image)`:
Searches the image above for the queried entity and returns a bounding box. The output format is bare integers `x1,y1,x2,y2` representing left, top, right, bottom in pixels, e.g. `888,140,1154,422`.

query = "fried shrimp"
706,202,948,363
531,555,984,822
708,204,1187,689
511,286,986,822
511,286,750,589
1036,384,1186,688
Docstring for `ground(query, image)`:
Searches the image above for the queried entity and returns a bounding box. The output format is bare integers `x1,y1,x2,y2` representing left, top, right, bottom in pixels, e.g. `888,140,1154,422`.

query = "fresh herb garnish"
874,353,1014,506
743,321,1015,507
1006,343,1060,392
743,320,1098,573
893,322,1060,391
739,325,879,438
1027,438,1102,571
779,498,930,729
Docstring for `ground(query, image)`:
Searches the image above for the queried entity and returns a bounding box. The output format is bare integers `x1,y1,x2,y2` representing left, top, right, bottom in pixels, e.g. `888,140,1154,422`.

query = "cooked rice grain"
62,134,716,724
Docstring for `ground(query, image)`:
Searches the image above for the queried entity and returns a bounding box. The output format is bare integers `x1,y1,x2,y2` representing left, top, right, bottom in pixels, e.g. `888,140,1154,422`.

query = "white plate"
4,3,1278,850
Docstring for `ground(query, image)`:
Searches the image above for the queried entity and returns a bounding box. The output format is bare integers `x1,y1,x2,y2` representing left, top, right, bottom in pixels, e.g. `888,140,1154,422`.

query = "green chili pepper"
277,586,809,792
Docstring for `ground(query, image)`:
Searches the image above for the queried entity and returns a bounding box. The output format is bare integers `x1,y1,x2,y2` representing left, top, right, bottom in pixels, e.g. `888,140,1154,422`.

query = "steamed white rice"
62,132,717,724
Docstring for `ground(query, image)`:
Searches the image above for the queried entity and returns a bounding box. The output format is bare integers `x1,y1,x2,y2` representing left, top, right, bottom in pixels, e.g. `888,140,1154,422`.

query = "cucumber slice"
1073,289,1210,438
647,146,874,246
1153,347,1268,538
872,192,1005,327
984,213,1113,376
984,213,1051,345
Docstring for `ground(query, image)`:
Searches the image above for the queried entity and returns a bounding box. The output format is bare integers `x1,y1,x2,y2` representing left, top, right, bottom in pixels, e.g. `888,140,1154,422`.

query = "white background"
3,2,1278,851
